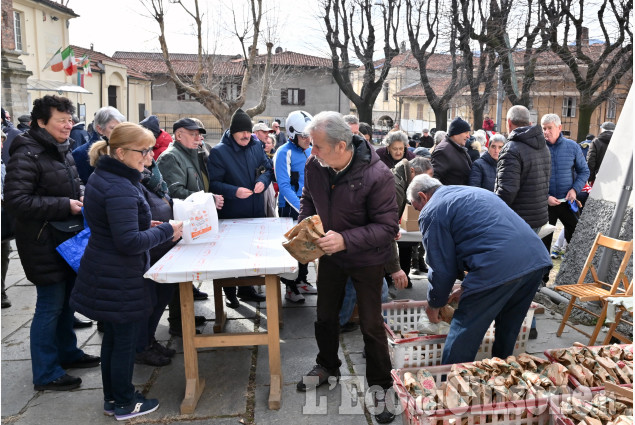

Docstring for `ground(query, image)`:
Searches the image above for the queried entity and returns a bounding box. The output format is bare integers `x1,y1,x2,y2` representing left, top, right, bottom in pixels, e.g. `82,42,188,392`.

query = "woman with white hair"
375,130,415,169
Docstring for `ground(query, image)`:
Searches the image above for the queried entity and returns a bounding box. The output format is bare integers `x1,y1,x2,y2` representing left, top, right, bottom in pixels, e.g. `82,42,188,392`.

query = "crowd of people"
0,96,614,423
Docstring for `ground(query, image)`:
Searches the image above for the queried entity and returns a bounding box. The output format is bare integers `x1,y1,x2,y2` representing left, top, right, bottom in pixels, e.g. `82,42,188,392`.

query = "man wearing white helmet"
273,110,317,303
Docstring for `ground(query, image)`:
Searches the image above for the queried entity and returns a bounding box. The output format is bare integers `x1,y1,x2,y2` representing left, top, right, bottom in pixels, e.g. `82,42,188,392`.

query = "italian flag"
44,46,76,75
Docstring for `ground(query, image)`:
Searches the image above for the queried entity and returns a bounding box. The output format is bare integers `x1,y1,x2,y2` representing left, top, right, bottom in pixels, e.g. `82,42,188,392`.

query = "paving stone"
1,313,31,339
2,284,36,315
1,359,35,416
260,304,317,340
147,348,252,417
1,325,30,360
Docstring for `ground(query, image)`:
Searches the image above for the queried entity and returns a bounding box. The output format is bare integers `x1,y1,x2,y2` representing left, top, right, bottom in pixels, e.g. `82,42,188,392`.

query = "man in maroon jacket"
296,111,398,424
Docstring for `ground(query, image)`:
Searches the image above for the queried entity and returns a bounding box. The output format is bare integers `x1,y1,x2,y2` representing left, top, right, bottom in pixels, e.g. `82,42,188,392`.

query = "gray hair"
433,130,446,145
473,129,487,146
343,114,359,126
410,157,432,175
383,130,409,147
489,134,507,145
306,111,354,151
541,113,561,127
94,106,125,129
407,174,442,203
507,105,531,127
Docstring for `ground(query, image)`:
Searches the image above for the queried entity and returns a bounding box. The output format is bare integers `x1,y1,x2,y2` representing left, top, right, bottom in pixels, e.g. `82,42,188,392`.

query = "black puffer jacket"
587,131,612,182
431,136,472,185
4,128,84,285
494,125,551,228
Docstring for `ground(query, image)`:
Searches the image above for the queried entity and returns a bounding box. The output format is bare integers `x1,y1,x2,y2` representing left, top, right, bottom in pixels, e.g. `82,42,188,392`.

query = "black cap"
448,117,471,137
230,108,253,134
173,118,206,134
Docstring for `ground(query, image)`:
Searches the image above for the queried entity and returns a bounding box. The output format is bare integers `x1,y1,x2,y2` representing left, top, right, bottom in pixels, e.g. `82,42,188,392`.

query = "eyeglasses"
123,147,153,157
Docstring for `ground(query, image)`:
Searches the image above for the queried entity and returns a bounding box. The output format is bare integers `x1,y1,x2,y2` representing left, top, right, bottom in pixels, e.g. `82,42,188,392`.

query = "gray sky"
68,0,331,58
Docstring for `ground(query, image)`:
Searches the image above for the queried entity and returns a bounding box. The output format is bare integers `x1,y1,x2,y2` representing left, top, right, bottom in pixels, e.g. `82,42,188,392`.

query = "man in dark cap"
430,117,473,185
17,115,31,131
207,108,273,308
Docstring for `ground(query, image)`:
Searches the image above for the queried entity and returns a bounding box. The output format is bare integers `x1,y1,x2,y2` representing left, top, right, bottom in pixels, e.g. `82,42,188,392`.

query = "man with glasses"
272,119,286,149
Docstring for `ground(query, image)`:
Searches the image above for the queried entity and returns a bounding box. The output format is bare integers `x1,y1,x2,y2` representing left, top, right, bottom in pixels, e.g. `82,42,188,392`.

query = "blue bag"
56,227,91,272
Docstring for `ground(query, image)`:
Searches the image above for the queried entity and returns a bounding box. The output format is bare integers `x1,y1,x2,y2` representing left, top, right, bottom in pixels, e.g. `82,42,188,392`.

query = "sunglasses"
123,147,153,157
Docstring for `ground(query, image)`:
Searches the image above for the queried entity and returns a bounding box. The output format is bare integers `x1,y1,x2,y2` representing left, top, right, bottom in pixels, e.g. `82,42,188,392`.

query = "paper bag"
282,215,325,263
173,191,219,244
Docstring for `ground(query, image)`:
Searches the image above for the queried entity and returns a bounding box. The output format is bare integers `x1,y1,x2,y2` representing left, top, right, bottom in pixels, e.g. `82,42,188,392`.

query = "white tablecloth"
144,217,298,283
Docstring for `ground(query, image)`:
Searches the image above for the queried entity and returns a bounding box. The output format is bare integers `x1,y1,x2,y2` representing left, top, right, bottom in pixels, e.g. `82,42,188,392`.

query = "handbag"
56,227,91,272
48,214,85,244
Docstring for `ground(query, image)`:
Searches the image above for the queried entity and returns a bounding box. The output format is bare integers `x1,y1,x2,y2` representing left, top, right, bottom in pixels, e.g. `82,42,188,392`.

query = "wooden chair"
601,288,633,345
556,233,633,345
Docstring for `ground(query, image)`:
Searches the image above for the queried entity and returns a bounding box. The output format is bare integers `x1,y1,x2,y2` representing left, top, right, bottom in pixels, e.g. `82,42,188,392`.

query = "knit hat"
600,121,615,131
230,109,253,134
447,117,471,137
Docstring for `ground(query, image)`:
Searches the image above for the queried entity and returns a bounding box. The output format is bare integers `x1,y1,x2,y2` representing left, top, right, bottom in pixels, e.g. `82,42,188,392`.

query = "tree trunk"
577,103,594,142
473,107,484,131
433,108,449,131
356,103,374,126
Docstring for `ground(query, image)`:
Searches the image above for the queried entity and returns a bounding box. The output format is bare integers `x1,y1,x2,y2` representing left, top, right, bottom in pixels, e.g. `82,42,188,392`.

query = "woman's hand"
213,194,224,209
170,220,183,242
70,199,83,215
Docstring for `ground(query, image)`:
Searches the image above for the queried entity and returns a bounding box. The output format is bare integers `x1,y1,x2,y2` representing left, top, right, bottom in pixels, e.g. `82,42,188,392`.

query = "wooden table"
145,218,298,413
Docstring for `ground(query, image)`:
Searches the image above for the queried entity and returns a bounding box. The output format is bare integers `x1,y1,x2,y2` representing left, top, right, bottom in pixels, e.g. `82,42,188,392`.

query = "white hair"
541,113,561,126
407,174,442,203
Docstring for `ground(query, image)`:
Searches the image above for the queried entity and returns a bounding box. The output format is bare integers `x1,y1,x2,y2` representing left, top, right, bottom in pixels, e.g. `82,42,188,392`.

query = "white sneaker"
297,281,318,295
285,289,305,303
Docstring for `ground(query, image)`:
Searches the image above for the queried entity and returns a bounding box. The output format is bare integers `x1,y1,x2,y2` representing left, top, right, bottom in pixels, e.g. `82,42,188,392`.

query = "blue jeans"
31,277,84,385
339,278,389,326
442,267,548,365
102,320,141,406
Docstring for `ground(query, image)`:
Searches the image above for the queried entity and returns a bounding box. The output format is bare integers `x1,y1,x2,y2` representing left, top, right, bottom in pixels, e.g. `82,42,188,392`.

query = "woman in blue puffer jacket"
70,123,182,421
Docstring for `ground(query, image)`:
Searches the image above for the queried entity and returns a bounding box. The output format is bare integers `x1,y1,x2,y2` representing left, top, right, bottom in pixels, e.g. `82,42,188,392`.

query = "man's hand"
394,231,402,241
213,194,224,209
253,182,265,194
236,187,253,199
447,285,463,304
547,196,561,207
316,230,346,255
424,302,440,324
391,270,408,289
69,199,83,215
565,188,577,202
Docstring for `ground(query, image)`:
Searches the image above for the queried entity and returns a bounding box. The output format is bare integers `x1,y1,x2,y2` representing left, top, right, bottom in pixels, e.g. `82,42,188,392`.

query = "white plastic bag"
416,313,451,335
172,191,218,244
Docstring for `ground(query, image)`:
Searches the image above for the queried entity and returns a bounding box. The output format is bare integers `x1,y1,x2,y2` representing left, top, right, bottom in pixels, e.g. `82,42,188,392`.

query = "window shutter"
562,98,568,117
571,97,576,118
281,89,288,105
403,103,410,120
299,89,305,106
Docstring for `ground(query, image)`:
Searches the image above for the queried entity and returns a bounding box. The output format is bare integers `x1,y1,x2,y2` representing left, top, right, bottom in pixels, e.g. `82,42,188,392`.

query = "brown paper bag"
282,216,326,263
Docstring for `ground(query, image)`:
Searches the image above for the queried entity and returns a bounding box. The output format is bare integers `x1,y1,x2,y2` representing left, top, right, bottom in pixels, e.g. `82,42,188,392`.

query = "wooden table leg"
179,281,205,414
265,274,282,409
276,276,283,329
213,279,227,333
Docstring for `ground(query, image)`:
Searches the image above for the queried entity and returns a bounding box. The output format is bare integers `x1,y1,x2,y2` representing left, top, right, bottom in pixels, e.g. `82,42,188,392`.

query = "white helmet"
286,110,313,140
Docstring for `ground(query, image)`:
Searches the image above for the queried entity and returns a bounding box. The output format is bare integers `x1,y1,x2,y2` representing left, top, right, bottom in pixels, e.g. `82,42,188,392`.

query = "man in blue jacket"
540,114,590,253
208,108,273,307
274,110,315,303
408,174,552,365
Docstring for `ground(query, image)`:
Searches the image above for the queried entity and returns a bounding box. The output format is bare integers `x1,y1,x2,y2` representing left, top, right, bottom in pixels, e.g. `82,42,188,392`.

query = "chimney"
581,27,589,46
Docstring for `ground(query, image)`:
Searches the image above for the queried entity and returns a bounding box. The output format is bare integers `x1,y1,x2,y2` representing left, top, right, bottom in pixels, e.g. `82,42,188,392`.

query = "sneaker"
151,339,176,358
135,349,171,367
371,392,396,424
297,364,340,392
192,285,208,301
225,295,240,309
1,292,11,308
34,373,81,391
104,400,115,416
550,250,560,259
114,392,159,421
296,281,318,295
61,353,100,369
528,328,538,340
285,288,305,303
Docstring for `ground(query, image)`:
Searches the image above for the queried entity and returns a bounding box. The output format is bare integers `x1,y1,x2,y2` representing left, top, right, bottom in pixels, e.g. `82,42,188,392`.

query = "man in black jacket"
495,105,551,232
587,121,614,184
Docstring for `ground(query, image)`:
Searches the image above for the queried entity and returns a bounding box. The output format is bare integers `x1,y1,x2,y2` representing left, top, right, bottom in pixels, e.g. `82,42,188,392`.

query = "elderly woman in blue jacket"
70,123,182,421
468,134,506,191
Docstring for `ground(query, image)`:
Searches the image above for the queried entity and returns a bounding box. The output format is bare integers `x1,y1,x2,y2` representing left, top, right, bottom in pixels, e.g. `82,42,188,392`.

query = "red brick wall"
1,0,16,51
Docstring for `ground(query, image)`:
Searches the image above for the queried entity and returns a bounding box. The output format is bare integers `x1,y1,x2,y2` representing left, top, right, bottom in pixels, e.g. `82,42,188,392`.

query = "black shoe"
340,322,359,333
169,327,201,337
372,393,396,424
225,296,240,309
194,315,207,326
135,349,171,366
528,328,538,340
297,364,340,392
73,316,93,329
192,285,208,301
151,339,176,358
61,353,100,369
34,374,82,391
1,293,11,308
406,277,413,289
238,291,266,303
96,321,104,333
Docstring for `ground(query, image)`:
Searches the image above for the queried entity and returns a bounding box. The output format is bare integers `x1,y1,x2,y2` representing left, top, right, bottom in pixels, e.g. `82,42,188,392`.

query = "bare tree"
142,0,274,129
320,0,401,124
453,0,500,130
539,0,633,138
405,0,466,131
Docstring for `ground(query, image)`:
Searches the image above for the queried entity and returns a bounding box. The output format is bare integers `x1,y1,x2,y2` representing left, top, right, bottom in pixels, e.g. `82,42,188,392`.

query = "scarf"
141,159,168,198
